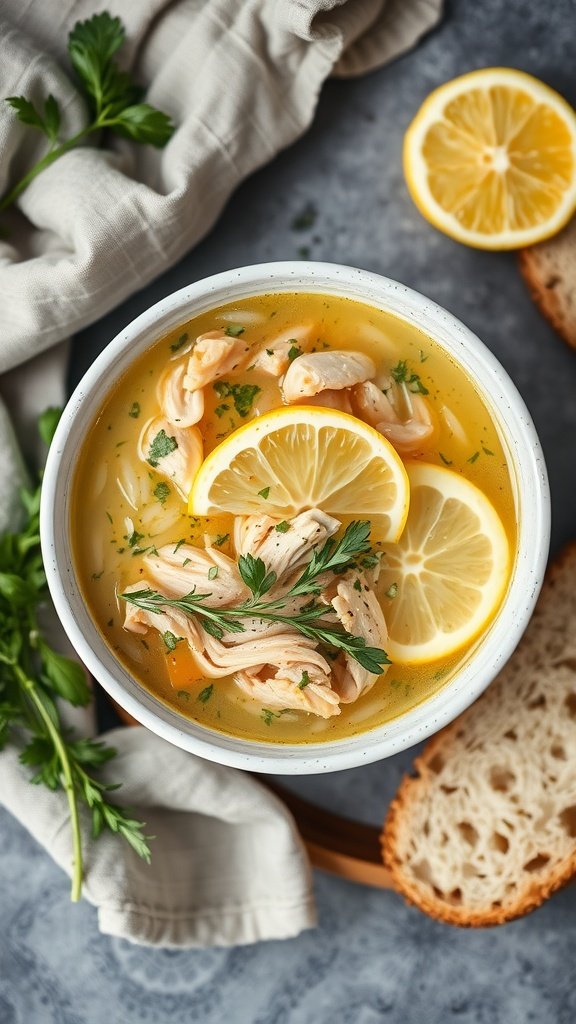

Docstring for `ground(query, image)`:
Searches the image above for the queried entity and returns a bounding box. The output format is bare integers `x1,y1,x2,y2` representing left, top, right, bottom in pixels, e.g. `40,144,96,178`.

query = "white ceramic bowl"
41,262,550,774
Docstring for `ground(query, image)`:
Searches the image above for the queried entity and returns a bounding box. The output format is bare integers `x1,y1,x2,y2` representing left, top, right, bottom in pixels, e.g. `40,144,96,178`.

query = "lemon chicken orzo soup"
71,292,516,743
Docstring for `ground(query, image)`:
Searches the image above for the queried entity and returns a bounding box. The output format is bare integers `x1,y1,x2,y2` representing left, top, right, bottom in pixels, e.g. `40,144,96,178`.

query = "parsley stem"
0,126,92,212
14,664,83,901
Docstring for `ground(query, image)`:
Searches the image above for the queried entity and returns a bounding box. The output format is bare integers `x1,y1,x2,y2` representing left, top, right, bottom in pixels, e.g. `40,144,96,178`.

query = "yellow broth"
71,292,517,743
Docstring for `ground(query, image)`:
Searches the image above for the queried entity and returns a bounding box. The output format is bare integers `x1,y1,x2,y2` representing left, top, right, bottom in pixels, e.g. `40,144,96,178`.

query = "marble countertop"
2,0,576,1021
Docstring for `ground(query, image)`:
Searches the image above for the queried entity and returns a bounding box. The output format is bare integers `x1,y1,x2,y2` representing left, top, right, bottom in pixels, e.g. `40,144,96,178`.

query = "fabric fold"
0,0,442,371
0,0,442,947
0,729,317,948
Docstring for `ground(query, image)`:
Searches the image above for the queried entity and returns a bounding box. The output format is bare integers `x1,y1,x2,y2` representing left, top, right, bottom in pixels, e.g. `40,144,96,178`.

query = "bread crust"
382,543,576,927
519,217,576,349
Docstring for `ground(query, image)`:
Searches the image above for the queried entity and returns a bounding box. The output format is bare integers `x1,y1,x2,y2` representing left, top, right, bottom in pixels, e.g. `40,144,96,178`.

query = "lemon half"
190,406,409,543
378,462,510,664
404,67,576,250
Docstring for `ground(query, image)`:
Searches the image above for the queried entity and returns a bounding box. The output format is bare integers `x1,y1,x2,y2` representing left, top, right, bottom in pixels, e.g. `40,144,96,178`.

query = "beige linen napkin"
0,0,441,371
0,0,442,947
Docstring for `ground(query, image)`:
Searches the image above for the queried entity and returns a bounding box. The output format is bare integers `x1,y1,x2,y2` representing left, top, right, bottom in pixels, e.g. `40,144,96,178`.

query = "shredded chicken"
123,509,389,719
123,581,332,681
233,508,340,580
123,580,227,673
302,389,354,414
253,324,316,377
282,350,375,402
328,571,389,703
157,363,205,427
352,379,437,455
143,543,249,606
183,330,250,391
235,665,341,719
138,416,203,500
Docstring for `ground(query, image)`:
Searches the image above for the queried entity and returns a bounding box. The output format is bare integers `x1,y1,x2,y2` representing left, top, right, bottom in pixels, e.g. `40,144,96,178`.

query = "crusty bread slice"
382,544,576,926
519,217,576,349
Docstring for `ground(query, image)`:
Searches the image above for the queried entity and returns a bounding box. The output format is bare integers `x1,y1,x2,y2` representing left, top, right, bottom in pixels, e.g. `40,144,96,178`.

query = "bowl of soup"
40,262,550,773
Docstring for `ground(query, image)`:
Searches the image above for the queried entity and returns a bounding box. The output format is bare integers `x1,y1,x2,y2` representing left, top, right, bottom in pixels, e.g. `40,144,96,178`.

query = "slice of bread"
519,217,576,349
382,545,576,926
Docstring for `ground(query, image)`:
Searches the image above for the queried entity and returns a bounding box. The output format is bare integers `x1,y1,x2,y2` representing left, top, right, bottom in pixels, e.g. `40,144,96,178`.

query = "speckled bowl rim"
40,262,550,774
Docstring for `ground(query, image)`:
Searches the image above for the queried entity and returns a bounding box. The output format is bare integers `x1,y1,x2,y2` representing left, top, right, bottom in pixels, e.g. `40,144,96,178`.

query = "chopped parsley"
291,203,317,231
170,332,189,352
261,708,290,724
275,521,290,533
482,446,494,456
353,578,362,592
105,511,113,524
214,533,230,547
287,342,301,362
163,631,181,651
433,667,450,681
258,486,270,500
177,690,191,701
213,380,261,418
128,401,140,418
197,684,214,704
183,557,192,567
297,670,310,690
127,530,144,548
91,571,104,580
153,482,171,504
208,566,219,580
148,429,178,466
173,539,186,554
467,451,480,464
419,350,429,363
439,452,453,466
360,552,380,569
385,582,399,600
266,348,274,356
390,359,429,395
131,544,157,557
225,324,245,337
215,403,230,418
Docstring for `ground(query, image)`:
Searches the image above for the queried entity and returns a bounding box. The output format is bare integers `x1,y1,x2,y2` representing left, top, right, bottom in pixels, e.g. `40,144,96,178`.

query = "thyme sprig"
122,521,390,675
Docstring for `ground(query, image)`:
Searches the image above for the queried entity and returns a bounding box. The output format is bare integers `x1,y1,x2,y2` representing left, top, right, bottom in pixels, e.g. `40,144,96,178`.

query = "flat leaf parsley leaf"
38,407,62,446
147,429,178,466
0,410,152,902
1,12,174,214
153,482,170,504
213,381,261,418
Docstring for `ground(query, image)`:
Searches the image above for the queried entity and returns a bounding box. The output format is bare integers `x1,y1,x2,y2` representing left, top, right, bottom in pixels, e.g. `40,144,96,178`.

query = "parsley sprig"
390,360,429,395
0,410,151,901
122,521,390,675
1,13,174,214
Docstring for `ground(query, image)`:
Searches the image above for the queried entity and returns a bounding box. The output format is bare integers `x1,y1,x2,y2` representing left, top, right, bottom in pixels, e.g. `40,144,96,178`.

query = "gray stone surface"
2,0,576,1021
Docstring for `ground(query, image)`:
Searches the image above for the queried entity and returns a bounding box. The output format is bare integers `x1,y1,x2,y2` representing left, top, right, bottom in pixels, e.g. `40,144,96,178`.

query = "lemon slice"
404,68,576,250
378,462,510,664
190,406,409,542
